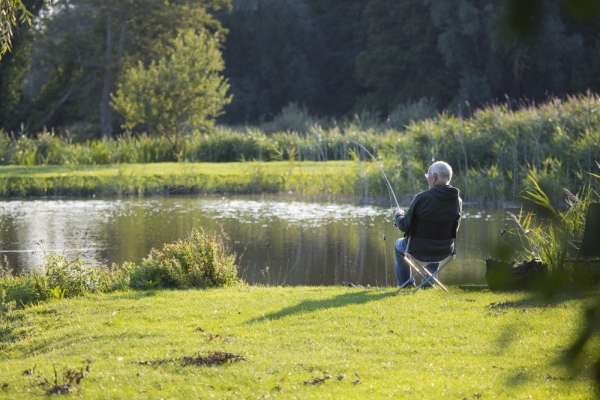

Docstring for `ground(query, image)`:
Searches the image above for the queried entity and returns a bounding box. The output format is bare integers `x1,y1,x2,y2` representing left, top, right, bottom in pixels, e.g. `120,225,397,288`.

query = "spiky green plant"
506,176,598,285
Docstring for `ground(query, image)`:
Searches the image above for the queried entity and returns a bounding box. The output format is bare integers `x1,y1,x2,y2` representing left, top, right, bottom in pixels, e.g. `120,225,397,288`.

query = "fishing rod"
347,138,401,211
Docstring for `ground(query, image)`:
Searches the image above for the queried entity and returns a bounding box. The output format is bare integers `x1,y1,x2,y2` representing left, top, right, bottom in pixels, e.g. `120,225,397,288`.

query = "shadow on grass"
490,290,578,353
245,289,396,324
489,288,599,390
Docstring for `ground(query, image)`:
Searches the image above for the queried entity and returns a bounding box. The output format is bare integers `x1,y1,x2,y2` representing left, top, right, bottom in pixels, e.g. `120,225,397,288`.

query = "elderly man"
394,161,462,288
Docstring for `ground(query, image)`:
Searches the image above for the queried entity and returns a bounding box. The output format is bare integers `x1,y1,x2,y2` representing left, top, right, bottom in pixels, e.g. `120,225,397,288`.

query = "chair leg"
416,269,449,292
399,280,414,289
405,257,450,292
410,253,456,292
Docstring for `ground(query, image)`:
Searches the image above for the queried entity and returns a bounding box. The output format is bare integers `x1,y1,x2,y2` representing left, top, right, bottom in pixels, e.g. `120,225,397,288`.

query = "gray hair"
430,161,453,183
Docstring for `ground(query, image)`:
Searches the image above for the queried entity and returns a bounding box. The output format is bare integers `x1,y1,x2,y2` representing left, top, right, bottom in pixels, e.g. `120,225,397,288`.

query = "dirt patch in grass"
137,351,246,367
488,300,566,310
304,375,331,385
37,364,88,395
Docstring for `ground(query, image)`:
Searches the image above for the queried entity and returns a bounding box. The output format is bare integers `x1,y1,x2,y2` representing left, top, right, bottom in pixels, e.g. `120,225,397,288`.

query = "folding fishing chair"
402,216,459,292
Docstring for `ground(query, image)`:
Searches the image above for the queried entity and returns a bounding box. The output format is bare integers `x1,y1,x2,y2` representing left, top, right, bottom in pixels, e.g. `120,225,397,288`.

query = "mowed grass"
0,162,270,178
0,161,366,198
1,286,597,399
0,161,355,178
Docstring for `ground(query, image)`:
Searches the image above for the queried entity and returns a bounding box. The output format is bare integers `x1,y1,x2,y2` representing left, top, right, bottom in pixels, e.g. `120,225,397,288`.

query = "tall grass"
2,93,600,203
506,176,599,286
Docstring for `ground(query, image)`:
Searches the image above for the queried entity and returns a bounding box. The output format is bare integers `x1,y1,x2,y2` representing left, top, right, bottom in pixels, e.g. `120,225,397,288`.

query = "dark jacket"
394,184,462,259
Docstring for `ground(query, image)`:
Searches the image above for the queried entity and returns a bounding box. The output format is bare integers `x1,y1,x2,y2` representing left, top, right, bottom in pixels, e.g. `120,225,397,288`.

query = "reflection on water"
0,196,514,286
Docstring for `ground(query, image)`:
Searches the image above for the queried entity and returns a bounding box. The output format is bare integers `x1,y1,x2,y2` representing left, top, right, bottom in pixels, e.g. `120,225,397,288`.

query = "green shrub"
0,256,49,308
130,227,238,289
259,102,322,134
42,252,104,297
0,251,130,308
0,227,238,310
97,262,136,293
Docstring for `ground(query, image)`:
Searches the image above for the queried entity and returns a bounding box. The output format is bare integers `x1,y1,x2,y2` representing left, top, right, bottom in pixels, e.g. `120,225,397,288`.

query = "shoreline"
0,161,525,208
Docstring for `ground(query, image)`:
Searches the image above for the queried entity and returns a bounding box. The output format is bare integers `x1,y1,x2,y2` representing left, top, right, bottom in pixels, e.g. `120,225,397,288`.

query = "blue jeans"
395,238,439,287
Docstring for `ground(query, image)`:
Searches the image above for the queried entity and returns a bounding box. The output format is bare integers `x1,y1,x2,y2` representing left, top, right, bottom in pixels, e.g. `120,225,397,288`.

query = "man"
394,161,462,288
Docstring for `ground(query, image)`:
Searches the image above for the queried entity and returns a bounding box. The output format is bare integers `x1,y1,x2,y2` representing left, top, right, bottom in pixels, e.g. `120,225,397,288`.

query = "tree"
355,0,456,115
1,0,33,58
304,0,370,117
111,30,231,159
95,0,230,139
216,0,371,123
0,0,46,128
427,0,584,109
1,0,230,137
215,0,323,124
5,0,600,131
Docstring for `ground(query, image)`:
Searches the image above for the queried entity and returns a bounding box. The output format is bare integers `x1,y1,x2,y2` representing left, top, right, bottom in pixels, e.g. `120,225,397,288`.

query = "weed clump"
0,227,239,310
35,364,89,395
43,252,103,298
0,252,134,309
129,227,238,289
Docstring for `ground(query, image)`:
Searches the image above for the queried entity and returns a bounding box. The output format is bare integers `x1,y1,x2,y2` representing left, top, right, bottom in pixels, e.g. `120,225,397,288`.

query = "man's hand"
394,209,404,226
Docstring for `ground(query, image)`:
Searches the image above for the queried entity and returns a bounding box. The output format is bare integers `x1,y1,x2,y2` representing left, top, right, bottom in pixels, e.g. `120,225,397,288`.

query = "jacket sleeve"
395,194,419,233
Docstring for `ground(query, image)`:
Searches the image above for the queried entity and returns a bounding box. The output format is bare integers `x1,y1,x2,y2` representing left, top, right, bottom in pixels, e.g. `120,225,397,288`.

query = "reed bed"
2,93,600,203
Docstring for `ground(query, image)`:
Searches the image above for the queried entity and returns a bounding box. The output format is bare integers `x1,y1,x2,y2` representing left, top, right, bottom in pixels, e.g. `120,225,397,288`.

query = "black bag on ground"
485,258,548,290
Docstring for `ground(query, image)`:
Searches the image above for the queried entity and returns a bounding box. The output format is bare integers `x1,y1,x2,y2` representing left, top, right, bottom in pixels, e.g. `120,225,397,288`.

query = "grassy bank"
3,93,600,203
0,286,597,398
0,161,396,201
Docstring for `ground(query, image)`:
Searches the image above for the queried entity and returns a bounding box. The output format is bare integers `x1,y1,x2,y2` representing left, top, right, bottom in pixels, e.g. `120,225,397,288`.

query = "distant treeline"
3,94,600,204
185,0,600,124
2,0,600,136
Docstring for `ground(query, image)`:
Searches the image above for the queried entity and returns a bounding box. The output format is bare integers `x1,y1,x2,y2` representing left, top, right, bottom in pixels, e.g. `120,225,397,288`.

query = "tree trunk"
100,4,113,140
36,87,74,131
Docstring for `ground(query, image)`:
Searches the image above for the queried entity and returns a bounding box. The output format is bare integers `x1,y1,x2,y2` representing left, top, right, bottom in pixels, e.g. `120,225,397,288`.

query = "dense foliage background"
217,0,600,123
2,0,600,135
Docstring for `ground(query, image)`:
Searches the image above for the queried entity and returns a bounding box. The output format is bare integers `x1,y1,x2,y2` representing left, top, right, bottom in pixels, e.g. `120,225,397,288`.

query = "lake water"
0,196,517,286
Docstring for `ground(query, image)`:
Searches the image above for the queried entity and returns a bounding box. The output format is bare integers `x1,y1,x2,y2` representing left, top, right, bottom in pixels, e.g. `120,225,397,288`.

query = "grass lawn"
1,285,597,398
0,161,366,199
0,161,359,178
